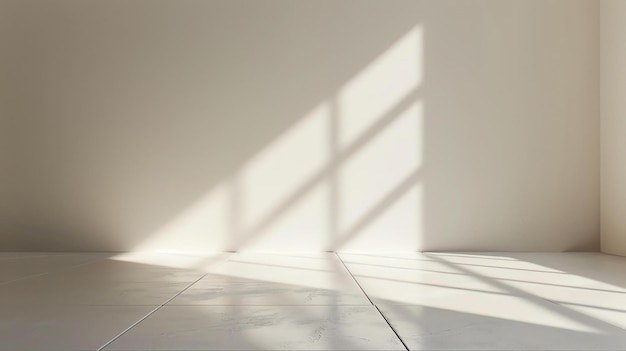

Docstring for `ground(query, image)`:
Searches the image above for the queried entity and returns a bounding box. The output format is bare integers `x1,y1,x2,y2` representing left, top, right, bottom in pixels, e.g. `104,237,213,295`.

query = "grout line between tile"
96,304,163,351
335,252,374,306
0,253,75,260
0,256,107,286
0,272,49,286
374,304,412,351
335,252,409,351
96,272,209,351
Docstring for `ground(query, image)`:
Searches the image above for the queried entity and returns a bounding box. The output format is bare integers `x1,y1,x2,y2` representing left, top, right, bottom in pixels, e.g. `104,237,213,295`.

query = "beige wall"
0,4,14,240
601,0,626,256
1,0,599,252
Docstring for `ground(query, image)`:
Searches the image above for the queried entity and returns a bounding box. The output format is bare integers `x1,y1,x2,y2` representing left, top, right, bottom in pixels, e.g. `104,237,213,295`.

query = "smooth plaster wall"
1,0,599,252
0,6,14,240
601,0,626,256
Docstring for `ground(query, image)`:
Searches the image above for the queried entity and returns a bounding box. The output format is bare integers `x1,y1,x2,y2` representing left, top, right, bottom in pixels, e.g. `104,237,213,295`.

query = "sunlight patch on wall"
130,182,230,253
338,26,423,149
338,182,422,252
240,103,330,231
337,102,423,251
239,181,330,252
126,25,425,253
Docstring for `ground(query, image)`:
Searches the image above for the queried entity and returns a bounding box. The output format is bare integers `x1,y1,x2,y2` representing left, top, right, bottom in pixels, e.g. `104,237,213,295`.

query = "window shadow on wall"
1,0,599,253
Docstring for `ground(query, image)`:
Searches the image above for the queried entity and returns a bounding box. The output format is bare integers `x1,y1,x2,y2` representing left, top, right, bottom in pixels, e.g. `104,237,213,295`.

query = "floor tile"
378,298,626,350
0,253,108,285
342,252,626,349
0,278,190,306
2,251,626,351
170,274,368,306
170,253,369,305
498,277,626,330
422,253,626,331
424,252,626,290
338,253,509,304
98,252,233,274
212,253,360,288
49,260,206,283
502,252,626,290
0,304,155,351
0,252,80,259
104,305,405,350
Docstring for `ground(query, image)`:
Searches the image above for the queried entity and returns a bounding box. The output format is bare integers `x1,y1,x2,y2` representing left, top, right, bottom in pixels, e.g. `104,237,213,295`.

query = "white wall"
1,0,599,252
601,0,626,256
0,5,14,241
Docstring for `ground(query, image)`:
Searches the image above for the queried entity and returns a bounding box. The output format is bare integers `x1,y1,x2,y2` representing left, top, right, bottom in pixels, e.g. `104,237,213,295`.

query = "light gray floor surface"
1,251,626,350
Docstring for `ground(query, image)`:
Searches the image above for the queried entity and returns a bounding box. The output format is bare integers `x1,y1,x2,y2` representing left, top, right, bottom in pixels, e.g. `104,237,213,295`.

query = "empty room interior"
2,0,626,350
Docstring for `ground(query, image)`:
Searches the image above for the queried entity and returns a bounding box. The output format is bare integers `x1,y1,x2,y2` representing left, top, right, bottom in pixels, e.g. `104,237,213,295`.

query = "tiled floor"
1,252,626,350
